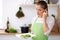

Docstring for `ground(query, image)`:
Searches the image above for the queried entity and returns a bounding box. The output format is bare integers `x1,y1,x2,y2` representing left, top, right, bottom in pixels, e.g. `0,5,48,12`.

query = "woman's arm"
45,16,55,35
43,18,49,33
43,11,49,33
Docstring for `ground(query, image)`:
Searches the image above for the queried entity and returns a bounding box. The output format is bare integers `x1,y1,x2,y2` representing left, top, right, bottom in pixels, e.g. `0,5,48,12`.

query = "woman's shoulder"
47,16,55,20
46,16,55,23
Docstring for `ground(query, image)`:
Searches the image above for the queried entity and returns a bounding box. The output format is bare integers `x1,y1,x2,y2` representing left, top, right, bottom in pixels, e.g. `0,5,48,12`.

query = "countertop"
0,29,60,35
0,29,20,35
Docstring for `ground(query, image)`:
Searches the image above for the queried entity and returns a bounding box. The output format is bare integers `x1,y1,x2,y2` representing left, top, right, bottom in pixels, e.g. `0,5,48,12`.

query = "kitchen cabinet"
57,5,60,20
57,5,60,33
50,20,59,35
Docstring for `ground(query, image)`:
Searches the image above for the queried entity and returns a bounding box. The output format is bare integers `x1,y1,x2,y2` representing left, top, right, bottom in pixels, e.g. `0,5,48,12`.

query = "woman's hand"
43,11,48,20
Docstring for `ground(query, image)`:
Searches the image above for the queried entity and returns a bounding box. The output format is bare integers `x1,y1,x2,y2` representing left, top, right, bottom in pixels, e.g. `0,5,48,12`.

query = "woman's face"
36,5,45,17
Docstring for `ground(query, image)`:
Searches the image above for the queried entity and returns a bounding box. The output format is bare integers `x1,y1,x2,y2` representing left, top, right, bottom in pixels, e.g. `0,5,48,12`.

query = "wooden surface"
0,29,20,35
49,32,60,35
0,29,60,35
58,26,60,34
50,20,60,35
57,6,60,20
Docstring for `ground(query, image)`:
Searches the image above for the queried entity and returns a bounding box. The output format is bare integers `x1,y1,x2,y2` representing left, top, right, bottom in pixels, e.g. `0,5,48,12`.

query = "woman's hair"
37,1,48,10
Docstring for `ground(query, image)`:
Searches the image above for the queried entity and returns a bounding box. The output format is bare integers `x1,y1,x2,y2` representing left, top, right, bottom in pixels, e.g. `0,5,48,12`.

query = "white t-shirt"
31,16,55,36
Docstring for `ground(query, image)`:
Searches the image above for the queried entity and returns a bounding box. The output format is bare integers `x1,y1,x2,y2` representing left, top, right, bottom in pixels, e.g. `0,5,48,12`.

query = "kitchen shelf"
19,4,36,7
19,4,59,7
48,4,59,7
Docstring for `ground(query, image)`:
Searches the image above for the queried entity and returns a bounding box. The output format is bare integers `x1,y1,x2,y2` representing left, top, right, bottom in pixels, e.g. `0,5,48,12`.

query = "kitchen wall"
0,0,3,29
3,0,36,29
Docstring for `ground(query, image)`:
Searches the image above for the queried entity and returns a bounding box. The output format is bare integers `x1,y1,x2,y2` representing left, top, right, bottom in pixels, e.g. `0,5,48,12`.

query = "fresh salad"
16,33,36,39
20,34,31,38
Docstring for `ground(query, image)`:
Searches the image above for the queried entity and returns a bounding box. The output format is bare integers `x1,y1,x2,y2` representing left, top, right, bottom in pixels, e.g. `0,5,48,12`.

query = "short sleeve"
44,16,55,35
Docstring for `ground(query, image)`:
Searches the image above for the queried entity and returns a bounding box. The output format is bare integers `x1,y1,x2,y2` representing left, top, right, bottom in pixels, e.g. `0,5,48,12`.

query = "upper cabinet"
57,5,60,20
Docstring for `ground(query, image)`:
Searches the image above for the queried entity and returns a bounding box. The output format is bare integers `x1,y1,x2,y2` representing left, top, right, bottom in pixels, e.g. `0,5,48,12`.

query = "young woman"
31,1,55,40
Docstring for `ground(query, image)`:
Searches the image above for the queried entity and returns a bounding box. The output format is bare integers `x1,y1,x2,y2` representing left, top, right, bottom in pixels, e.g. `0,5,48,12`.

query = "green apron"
31,18,48,40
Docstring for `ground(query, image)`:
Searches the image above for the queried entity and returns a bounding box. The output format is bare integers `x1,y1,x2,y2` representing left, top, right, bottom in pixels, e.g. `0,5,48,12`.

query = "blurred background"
0,0,60,40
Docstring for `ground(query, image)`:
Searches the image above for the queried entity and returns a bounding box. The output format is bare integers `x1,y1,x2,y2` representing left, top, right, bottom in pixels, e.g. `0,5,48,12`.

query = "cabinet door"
57,5,60,33
51,20,58,32
59,26,60,32
57,6,60,20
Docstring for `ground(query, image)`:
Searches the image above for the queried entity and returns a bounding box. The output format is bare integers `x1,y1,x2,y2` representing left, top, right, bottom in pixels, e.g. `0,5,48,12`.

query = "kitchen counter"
0,29,20,35
0,29,60,35
0,31,60,40
49,32,60,35
0,29,60,40
0,29,32,40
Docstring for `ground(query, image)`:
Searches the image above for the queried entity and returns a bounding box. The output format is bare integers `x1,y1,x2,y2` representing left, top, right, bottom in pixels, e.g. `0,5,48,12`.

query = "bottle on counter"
5,17,9,33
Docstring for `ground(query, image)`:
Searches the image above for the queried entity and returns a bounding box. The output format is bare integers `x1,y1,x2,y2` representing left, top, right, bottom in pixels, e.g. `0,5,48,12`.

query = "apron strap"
34,17,38,23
